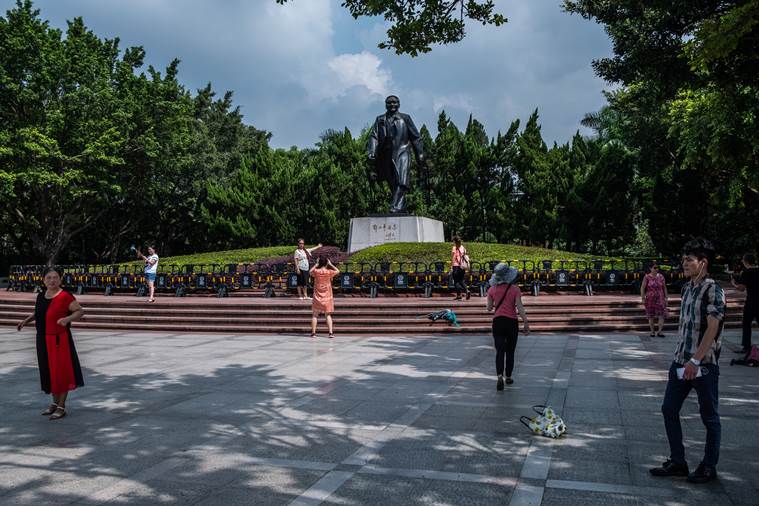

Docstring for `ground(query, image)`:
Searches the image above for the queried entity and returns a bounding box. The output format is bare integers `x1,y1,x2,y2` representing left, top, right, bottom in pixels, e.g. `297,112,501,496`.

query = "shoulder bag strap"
494,283,512,312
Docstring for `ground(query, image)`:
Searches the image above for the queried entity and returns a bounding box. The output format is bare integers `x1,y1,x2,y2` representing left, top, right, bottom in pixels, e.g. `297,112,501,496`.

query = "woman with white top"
137,245,159,303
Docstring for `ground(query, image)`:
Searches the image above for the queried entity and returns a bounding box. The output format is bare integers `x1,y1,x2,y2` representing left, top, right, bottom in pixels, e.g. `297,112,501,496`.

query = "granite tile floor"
0,326,757,505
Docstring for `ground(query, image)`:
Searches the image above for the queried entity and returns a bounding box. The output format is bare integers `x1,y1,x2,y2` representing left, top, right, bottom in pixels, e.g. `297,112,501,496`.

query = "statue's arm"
368,118,379,159
405,114,425,162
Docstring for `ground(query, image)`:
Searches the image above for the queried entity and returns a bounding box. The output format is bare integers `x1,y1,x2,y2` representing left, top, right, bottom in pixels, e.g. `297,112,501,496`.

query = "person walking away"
294,239,321,300
310,257,339,338
451,236,470,300
137,246,159,302
650,239,725,483
732,253,759,354
16,267,85,420
486,263,529,390
641,261,669,337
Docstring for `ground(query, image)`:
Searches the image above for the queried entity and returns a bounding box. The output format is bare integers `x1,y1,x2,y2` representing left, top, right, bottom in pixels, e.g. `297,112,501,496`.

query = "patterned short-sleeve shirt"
673,278,725,365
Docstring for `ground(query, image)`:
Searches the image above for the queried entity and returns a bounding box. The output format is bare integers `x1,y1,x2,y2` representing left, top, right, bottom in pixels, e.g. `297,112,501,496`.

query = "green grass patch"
120,246,297,270
109,242,642,273
348,243,614,270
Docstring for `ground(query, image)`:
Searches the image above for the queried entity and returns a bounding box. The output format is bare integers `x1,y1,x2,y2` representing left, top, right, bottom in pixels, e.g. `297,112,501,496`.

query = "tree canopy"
1,0,755,271
276,0,507,56
564,0,759,257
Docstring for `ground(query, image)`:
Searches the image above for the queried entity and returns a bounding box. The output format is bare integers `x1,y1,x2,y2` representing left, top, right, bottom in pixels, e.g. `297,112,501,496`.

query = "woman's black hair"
682,238,715,268
316,256,328,268
43,266,63,278
648,261,659,272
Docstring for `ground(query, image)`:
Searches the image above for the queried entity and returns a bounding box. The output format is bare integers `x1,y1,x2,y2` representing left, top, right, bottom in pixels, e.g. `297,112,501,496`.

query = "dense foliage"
2,0,754,271
564,0,759,260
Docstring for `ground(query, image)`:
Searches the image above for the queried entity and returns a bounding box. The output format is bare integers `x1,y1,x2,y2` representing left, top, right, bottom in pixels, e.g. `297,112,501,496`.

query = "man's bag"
520,405,567,438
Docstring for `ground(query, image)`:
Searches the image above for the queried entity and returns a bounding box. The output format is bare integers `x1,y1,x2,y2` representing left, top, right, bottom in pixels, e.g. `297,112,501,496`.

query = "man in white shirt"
137,246,159,303
294,239,321,300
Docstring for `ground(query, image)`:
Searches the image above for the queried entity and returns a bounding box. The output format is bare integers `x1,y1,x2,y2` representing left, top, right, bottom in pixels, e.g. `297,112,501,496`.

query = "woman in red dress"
309,256,339,338
17,267,85,420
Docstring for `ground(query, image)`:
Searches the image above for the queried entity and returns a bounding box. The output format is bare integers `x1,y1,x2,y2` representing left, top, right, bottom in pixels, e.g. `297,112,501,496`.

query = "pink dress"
644,273,668,317
312,268,338,314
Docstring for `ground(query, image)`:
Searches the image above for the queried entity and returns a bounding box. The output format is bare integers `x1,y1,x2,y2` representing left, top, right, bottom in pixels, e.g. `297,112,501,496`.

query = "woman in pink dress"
310,256,339,338
641,261,668,337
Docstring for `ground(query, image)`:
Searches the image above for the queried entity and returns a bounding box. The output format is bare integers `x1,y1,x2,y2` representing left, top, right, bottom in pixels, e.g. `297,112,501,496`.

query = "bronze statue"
368,95,426,214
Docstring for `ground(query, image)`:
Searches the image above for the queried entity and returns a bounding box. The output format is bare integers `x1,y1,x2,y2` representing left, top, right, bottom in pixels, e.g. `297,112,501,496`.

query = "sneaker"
687,464,717,484
454,296,462,301
505,377,514,385
496,376,504,391
649,459,689,477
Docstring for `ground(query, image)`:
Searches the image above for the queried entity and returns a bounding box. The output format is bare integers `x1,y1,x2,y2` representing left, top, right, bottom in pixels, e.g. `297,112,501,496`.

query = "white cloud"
326,51,392,98
432,93,474,114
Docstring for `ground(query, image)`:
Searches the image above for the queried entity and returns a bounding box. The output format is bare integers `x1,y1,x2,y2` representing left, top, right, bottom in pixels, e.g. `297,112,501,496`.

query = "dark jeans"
452,266,468,296
742,301,759,350
661,362,721,469
493,317,519,377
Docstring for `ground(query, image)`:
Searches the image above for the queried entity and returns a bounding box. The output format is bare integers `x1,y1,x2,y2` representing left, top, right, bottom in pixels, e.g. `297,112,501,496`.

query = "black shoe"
687,464,717,484
657,332,665,338
505,377,514,385
465,291,471,300
496,376,504,391
649,459,689,477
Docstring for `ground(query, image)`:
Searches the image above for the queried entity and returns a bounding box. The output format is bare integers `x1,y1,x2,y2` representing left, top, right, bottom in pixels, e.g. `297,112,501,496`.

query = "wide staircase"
0,291,747,334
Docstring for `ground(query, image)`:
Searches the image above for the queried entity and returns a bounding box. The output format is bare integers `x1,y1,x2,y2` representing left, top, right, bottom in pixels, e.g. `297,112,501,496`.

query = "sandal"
41,403,58,416
49,407,67,420
310,333,316,339
657,332,665,338
328,333,334,339
649,333,656,337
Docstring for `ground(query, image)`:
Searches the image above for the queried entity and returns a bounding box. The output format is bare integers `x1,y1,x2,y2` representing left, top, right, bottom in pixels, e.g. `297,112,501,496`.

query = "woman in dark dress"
16,267,85,420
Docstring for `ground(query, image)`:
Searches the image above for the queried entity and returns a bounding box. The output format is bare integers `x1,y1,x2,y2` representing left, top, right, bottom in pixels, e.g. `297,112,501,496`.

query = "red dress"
35,291,84,394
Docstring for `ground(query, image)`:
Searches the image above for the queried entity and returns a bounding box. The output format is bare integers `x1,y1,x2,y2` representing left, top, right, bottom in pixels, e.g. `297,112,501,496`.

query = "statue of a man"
368,95,426,214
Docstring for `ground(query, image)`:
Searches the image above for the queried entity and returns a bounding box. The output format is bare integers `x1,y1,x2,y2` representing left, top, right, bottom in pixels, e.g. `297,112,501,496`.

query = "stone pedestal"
347,215,445,253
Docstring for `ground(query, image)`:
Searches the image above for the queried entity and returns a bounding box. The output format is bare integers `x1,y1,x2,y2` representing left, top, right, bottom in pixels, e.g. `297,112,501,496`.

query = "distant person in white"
294,239,321,300
137,245,159,303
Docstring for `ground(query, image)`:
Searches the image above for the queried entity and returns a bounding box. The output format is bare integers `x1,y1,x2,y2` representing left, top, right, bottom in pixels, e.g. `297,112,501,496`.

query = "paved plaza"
1,326,758,505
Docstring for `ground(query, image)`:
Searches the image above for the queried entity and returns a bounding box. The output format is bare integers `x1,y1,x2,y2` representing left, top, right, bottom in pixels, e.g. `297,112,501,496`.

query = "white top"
294,249,309,271
145,254,159,274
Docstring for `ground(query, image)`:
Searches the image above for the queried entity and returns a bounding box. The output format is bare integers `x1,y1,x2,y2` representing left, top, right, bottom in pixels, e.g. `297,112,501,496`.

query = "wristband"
689,357,701,366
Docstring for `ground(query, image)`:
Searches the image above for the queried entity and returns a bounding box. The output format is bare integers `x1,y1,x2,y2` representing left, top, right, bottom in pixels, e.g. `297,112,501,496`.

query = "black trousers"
493,316,519,377
452,266,468,296
743,301,759,350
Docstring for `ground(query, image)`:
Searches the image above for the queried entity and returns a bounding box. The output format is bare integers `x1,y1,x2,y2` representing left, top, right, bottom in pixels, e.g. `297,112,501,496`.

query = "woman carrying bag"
487,263,529,390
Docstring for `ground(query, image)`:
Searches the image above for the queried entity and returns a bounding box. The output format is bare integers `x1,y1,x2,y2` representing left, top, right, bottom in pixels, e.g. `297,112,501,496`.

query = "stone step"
1,317,704,334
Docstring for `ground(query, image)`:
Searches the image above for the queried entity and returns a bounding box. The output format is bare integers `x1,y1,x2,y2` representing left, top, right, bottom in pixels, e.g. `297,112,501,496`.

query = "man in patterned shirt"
650,238,725,484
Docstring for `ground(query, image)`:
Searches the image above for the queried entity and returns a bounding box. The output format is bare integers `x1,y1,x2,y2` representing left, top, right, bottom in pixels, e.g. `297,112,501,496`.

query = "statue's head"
385,95,400,114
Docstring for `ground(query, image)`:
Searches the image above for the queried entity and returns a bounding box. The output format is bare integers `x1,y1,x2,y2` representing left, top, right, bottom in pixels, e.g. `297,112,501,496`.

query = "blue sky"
6,0,613,148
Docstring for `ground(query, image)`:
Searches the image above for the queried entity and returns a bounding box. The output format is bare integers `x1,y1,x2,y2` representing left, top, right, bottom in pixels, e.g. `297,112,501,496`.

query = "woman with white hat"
486,263,529,390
